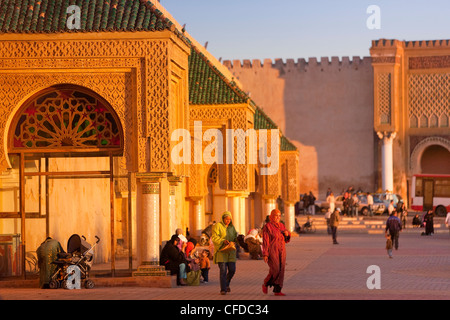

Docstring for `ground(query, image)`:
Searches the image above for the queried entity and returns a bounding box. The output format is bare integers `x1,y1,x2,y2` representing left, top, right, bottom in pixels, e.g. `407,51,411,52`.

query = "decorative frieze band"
409,56,450,70
142,183,160,195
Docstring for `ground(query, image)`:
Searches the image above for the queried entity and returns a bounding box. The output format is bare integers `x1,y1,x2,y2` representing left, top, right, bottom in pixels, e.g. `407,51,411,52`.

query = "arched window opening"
9,85,123,156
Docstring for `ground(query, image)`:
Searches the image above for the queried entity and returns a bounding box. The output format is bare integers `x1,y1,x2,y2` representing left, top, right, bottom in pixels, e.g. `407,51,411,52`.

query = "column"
167,175,183,238
226,192,249,234
264,198,276,218
141,182,160,263
377,131,396,193
284,202,295,232
168,184,176,237
193,198,203,237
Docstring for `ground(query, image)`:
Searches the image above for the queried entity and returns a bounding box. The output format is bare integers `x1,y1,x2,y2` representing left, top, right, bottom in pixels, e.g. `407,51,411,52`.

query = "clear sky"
160,0,450,61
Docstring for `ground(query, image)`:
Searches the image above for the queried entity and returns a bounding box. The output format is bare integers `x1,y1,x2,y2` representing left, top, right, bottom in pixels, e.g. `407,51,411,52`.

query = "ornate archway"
6,84,125,278
410,137,450,174
8,84,124,156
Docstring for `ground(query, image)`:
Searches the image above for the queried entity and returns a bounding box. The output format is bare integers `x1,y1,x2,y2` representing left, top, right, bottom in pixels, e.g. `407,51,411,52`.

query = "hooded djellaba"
211,211,238,295
262,209,291,296
211,211,238,264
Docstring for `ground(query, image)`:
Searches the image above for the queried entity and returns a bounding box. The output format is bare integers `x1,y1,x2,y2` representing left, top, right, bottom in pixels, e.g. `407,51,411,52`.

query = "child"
386,233,393,258
199,250,210,283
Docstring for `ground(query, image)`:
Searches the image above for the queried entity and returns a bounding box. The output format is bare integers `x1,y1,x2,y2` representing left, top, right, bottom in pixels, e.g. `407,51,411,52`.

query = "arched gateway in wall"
6,84,125,273
410,137,450,175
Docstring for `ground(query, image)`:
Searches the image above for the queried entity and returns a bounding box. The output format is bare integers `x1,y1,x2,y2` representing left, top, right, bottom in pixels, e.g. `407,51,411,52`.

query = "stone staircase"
131,261,176,287
295,215,449,235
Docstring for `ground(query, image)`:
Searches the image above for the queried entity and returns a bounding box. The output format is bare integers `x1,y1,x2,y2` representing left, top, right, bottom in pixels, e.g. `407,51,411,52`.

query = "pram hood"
67,234,91,255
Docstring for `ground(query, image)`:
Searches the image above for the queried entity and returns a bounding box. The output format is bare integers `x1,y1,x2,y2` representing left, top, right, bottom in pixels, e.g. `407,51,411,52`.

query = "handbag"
219,241,236,253
186,270,201,286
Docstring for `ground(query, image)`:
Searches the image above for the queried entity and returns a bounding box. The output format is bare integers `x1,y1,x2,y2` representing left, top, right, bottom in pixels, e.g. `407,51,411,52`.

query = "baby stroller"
49,234,100,289
199,224,213,246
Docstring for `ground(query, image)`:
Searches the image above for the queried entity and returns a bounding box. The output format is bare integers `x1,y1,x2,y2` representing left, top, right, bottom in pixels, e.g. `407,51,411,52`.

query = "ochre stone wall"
224,57,375,199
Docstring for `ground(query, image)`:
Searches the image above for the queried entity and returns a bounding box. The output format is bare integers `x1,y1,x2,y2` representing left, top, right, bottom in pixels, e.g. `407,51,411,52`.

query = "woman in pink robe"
262,209,291,296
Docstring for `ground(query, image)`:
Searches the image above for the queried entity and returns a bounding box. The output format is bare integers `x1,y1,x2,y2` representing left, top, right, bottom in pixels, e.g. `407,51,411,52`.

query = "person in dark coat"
423,210,435,235
36,237,64,288
160,235,189,285
385,211,402,251
262,209,291,296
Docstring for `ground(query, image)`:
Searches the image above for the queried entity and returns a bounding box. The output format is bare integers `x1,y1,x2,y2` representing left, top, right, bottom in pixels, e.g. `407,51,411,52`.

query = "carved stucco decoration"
280,151,299,204
377,73,392,126
188,106,251,197
0,38,185,174
408,73,450,129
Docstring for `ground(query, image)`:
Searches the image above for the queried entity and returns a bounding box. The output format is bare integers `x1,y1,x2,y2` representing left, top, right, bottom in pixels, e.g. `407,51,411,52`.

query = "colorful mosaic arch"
9,85,123,155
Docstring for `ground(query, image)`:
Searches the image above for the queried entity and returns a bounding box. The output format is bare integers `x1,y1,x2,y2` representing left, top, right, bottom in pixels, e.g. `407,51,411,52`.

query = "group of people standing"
302,191,317,215
342,192,361,217
160,209,291,296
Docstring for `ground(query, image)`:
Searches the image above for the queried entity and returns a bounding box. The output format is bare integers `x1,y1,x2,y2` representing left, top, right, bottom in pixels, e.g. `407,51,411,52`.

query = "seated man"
160,235,189,286
412,214,422,228
244,229,262,260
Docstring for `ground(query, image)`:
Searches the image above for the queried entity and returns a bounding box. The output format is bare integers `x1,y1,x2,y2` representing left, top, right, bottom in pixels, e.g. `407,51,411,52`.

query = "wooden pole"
19,153,26,279
45,157,49,238
110,155,115,277
128,171,133,272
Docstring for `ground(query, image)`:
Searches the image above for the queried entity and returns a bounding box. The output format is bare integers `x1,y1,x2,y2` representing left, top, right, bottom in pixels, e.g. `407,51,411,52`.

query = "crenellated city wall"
224,56,376,199
223,56,372,71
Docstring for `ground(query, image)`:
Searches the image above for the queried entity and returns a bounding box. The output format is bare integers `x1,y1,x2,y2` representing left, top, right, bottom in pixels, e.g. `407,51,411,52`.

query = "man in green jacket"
211,211,238,295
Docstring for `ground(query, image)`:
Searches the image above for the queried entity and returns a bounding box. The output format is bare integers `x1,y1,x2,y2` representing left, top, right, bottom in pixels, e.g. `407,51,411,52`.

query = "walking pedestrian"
352,193,359,217
346,192,353,217
388,200,395,216
330,208,341,244
326,192,335,214
385,211,402,253
422,210,434,236
385,233,393,258
262,209,291,296
446,211,450,235
397,202,408,229
211,211,238,295
367,193,374,216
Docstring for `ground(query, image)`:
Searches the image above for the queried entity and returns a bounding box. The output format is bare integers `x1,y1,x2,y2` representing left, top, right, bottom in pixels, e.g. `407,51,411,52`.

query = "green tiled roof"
187,47,297,151
280,135,297,151
188,47,249,105
254,106,297,151
0,0,184,36
253,107,278,130
0,0,296,152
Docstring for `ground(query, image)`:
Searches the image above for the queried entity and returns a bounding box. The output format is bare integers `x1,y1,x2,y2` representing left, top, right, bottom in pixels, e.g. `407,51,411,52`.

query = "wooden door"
423,179,434,211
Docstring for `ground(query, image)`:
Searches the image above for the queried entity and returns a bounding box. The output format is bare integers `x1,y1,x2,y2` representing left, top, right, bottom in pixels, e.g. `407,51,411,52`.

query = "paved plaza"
1,229,449,301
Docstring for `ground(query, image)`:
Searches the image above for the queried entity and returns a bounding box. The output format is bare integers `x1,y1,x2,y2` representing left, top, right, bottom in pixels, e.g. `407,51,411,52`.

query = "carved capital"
377,131,397,141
